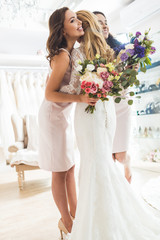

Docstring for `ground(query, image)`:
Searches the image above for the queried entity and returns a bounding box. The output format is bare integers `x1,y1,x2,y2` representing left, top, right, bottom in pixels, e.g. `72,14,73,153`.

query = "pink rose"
97,93,101,98
100,71,110,81
102,88,106,93
107,81,113,88
90,82,98,94
102,80,113,92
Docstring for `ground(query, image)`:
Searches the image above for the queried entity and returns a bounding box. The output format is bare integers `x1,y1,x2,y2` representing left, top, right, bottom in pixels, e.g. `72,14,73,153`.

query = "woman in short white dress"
38,7,98,239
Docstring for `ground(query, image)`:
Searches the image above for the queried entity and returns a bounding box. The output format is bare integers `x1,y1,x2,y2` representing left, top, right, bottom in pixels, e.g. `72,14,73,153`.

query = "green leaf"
121,80,128,86
129,76,136,84
132,54,138,59
140,66,147,73
130,70,138,76
139,57,146,63
129,91,135,96
119,76,126,82
144,57,151,65
128,99,133,105
135,80,140,86
115,97,121,103
123,69,132,75
100,58,106,64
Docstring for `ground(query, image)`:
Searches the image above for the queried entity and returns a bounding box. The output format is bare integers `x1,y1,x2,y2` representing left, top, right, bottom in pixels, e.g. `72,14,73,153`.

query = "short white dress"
38,49,75,172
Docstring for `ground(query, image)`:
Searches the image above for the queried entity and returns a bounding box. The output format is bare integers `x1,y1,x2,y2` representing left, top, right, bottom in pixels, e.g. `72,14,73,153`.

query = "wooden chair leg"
22,170,25,181
13,164,40,190
17,171,24,190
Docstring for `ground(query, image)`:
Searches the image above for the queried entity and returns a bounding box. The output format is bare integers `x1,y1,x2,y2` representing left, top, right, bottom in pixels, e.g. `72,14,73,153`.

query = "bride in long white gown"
61,10,160,240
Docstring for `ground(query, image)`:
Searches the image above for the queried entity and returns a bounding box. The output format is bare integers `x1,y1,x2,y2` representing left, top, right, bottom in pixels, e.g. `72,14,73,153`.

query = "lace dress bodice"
60,46,85,95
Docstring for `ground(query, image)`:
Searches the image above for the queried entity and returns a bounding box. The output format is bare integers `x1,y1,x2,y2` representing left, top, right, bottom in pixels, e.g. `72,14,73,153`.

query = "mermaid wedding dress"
61,46,160,240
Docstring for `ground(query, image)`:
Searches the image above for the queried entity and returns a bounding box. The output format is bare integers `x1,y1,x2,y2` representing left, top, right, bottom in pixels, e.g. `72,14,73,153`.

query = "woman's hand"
125,63,139,72
133,63,139,72
79,94,99,106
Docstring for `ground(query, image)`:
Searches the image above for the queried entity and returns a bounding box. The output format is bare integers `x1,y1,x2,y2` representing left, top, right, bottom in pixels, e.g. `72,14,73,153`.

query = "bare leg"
66,165,77,218
52,171,72,232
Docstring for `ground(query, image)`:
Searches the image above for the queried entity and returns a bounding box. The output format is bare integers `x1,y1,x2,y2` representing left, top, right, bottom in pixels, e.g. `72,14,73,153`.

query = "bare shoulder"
51,51,70,70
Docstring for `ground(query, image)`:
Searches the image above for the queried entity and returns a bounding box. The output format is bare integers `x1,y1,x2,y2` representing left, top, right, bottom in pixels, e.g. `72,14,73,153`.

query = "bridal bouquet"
115,29,156,73
76,54,139,113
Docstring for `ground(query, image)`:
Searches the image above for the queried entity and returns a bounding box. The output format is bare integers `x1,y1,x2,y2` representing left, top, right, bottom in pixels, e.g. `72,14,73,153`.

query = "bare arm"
45,51,81,103
45,51,97,105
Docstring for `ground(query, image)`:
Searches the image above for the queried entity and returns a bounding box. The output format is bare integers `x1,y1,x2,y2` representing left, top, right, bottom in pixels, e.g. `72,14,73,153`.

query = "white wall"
109,5,160,35
0,28,48,56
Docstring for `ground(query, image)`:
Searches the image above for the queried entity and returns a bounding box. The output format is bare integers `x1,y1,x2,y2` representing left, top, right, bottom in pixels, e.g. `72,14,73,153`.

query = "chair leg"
22,170,25,181
17,171,24,190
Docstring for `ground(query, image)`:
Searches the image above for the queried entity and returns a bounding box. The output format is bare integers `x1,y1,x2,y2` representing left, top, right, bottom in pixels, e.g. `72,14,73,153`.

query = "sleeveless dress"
38,49,75,172
61,46,160,240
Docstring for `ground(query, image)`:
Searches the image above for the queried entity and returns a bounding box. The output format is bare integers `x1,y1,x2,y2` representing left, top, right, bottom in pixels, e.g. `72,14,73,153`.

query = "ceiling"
38,0,135,15
0,0,135,30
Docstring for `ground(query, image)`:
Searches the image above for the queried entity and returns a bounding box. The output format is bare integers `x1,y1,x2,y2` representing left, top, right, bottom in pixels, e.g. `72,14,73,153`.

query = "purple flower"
134,45,145,58
120,52,129,62
134,38,139,46
150,46,156,55
114,44,126,55
126,49,135,56
100,71,109,81
136,31,141,37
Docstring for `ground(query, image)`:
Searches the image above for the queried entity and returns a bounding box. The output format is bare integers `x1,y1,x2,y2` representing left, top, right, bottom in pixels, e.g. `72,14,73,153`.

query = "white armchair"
0,69,47,189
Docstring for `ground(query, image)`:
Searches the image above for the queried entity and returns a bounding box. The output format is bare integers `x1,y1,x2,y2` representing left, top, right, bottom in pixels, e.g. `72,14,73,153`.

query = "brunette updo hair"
46,7,69,64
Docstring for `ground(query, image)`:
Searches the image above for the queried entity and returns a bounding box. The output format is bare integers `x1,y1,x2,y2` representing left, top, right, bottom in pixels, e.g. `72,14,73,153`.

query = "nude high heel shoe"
58,219,71,240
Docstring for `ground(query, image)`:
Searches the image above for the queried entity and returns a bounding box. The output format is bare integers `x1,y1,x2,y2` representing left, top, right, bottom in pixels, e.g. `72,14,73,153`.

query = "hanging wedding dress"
26,73,38,115
34,73,45,108
0,70,15,153
61,46,160,240
21,74,30,114
13,72,27,116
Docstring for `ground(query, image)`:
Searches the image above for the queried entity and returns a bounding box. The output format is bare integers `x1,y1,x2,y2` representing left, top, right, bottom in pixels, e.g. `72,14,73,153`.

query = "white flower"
97,67,107,76
80,72,93,83
137,35,144,42
125,44,134,50
76,65,83,72
92,73,104,88
80,72,104,88
86,64,95,71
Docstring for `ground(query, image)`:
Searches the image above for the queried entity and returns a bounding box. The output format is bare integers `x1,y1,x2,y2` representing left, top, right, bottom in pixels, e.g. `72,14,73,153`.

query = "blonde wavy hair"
76,10,115,62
